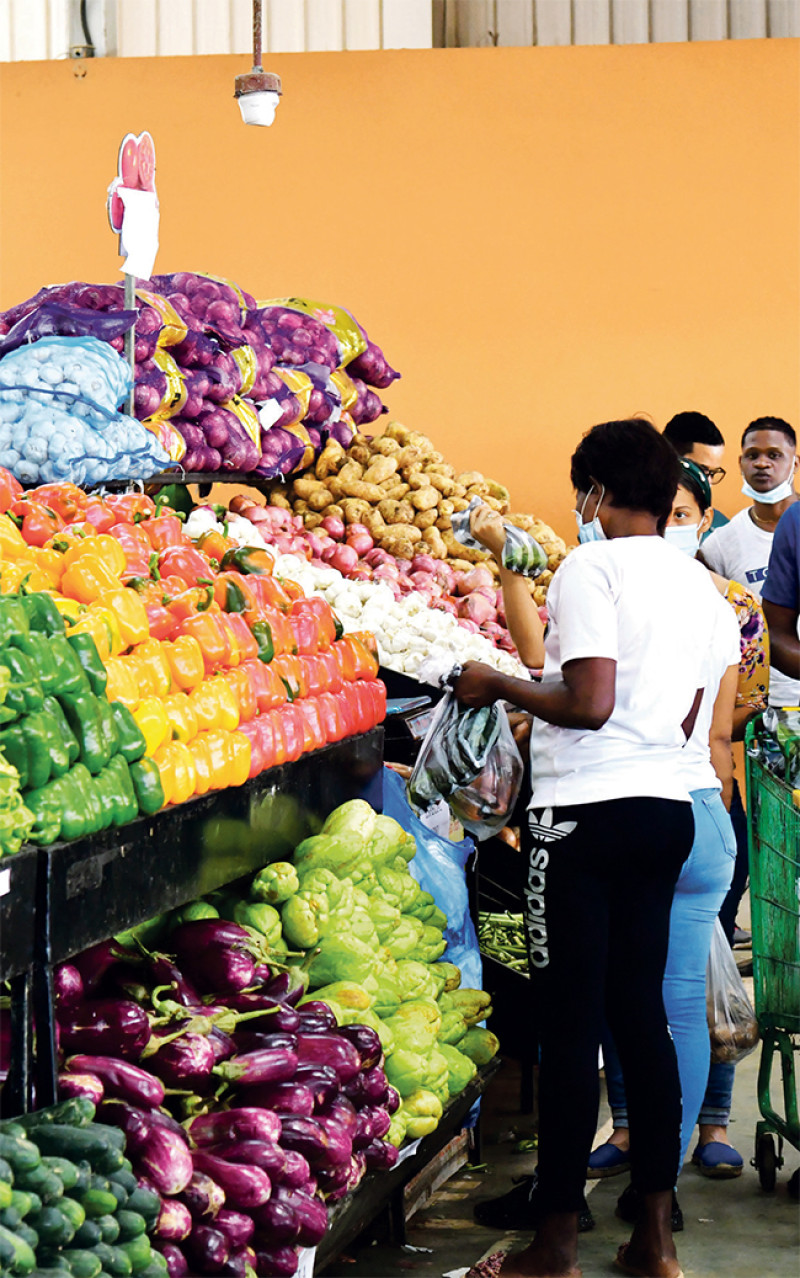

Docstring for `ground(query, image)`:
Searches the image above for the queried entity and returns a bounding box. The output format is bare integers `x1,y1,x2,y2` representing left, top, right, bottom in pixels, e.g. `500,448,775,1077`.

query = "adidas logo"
528,807,577,844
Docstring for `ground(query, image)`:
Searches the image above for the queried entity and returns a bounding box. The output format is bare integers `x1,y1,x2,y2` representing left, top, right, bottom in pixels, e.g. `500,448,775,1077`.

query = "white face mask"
664,523,702,556
575,485,608,544
741,475,796,504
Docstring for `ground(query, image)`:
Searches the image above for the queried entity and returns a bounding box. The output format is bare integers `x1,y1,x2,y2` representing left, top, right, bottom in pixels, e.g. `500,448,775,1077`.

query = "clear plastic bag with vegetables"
406,677,523,841
451,497,548,578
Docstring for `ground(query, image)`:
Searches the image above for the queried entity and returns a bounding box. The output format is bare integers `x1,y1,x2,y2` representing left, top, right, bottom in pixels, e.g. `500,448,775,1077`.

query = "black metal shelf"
316,1057,502,1273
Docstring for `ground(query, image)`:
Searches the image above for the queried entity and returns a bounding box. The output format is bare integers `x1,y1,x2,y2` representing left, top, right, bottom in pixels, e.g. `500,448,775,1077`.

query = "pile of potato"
264,422,568,604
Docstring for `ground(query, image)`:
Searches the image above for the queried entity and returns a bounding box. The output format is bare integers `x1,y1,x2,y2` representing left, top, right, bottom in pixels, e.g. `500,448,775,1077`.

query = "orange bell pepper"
10,499,64,548
213,571,257,614
143,515,185,551
225,612,259,664
280,578,305,604
271,654,308,701
248,576,292,613
31,548,65,589
31,483,87,524
61,557,122,605
195,529,237,563
179,612,230,672
0,467,22,513
104,492,156,524
348,632,380,679
240,660,288,713
188,677,239,733
168,586,216,621
133,696,170,756
130,639,172,700
68,608,124,660
164,693,198,744
163,635,205,692
154,739,197,805
103,656,141,711
216,614,240,668
222,667,257,723
93,589,150,648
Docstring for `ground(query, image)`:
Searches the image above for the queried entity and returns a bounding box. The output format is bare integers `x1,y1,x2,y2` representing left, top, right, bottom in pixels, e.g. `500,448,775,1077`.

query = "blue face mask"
575,485,608,544
664,523,702,556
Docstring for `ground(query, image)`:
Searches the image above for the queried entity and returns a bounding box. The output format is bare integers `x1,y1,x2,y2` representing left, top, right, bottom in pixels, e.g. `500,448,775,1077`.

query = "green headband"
678,457,712,509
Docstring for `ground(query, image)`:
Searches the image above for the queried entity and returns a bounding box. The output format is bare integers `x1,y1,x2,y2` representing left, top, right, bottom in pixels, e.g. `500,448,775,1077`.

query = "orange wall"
1,41,798,540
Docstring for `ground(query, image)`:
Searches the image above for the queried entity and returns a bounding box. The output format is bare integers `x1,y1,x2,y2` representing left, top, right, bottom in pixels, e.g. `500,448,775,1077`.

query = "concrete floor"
322,970,799,1278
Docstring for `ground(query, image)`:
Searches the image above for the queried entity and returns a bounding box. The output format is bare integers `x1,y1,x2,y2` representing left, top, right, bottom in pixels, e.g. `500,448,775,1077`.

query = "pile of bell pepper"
0,472,386,824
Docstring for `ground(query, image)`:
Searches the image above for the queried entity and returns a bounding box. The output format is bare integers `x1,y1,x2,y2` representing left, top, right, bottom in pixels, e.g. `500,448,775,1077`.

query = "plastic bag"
0,302,137,358
706,918,759,1064
407,679,523,841
451,497,548,579
383,765,482,991
0,335,132,410
761,706,800,787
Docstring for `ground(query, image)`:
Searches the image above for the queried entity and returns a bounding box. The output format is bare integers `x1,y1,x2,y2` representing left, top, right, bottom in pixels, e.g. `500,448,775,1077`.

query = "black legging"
524,796,694,1214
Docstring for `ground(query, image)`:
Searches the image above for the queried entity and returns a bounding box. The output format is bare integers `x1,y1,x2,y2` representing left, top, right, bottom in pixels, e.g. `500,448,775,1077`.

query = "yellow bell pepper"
130,639,172,701
61,533,126,576
154,740,197,806
188,677,239,734
164,693,198,745
227,730,251,788
163,635,205,693
52,595,84,626
0,561,33,594
94,589,149,648
196,729,250,791
61,557,122,605
0,513,29,559
133,696,170,756
68,609,124,660
31,549,65,589
104,656,141,711
189,733,214,795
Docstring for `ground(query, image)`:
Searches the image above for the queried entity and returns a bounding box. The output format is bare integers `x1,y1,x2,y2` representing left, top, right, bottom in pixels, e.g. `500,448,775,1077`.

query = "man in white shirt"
701,417,800,706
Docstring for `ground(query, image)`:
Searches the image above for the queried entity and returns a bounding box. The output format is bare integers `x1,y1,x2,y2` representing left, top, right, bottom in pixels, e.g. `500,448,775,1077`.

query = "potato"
341,480,385,503
315,440,346,480
304,512,324,529
363,456,398,485
483,496,505,512
438,499,455,518
425,472,458,497
395,446,425,471
347,443,372,466
382,482,410,501
411,487,439,512
457,470,486,487
371,436,401,456
384,422,412,444
326,503,344,520
422,527,448,559
341,498,373,525
435,514,452,531
338,460,364,484
269,492,292,510
378,498,415,525
383,534,421,559
364,509,387,538
293,476,324,501
293,499,309,515
414,508,438,530
308,487,335,512
533,585,548,607
384,522,422,544
442,530,486,563
406,470,430,491
450,497,470,513
448,557,477,573
485,478,511,505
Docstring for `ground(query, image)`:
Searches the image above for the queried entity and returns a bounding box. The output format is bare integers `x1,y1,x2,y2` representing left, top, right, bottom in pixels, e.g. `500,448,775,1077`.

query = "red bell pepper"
82,497,117,534
262,711,285,768
0,467,22,513
236,720,266,778
225,612,259,663
300,656,326,699
272,654,307,701
104,493,156,524
10,499,64,547
317,650,343,696
32,483,86,523
297,699,326,753
289,611,321,657
179,611,230,670
241,660,288,713
145,603,180,642
275,704,304,762
291,597,340,649
247,576,294,615
158,545,214,587
317,691,347,743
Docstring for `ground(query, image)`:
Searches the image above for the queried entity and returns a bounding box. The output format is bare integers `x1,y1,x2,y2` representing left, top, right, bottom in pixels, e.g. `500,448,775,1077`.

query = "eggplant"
293,1063,339,1107
185,1223,231,1275
192,1150,272,1210
219,991,282,1015
66,1054,166,1107
352,1105,391,1148
171,919,260,954
294,1033,360,1083
346,1150,367,1191
57,1071,105,1105
247,1081,314,1116
252,1196,300,1245
214,1047,298,1088
343,1063,389,1109
108,1106,193,1194
58,998,151,1060
207,1139,288,1177
188,1107,282,1148
314,1161,350,1194
178,1170,226,1219
150,1033,216,1089
159,1242,190,1278
53,963,84,1009
214,1208,254,1250
275,1150,311,1190
251,1244,300,1276
262,1187,328,1247
316,1117,353,1165
279,1115,351,1170
208,1026,237,1063
155,1198,193,1241
149,954,204,1007
220,1248,255,1278
319,1093,357,1133
363,1138,399,1171
290,1011,331,1034
336,1023,383,1070
258,970,306,1005
296,1001,337,1028
73,939,138,994
186,947,257,994
384,1085,401,1115
231,1031,297,1055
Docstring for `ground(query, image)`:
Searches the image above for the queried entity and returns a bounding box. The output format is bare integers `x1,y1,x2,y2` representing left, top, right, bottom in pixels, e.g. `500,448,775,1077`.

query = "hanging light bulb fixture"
235,0,282,126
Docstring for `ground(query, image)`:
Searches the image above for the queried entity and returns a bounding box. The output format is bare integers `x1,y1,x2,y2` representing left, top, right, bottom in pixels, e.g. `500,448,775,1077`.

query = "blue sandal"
691,1141,743,1178
587,1141,631,1178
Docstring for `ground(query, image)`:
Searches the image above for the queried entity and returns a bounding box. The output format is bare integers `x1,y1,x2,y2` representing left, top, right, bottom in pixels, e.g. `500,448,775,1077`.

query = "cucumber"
55,1198,85,1233
40,1157,80,1191
15,1165,64,1204
136,1266,168,1278
84,1127,124,1154
9,1191,33,1219
92,1245,132,1278
59,1249,103,1278
0,1180,12,1210
114,1211,145,1242
28,1130,122,1177
0,1221,36,1274
28,1205,76,1248
107,1171,136,1196
0,1156,14,1185
71,1218,102,1249
14,1220,39,1252
20,1193,41,1217
68,1163,93,1196
104,1183,127,1210
15,1101,96,1132
120,1190,158,1231
0,1136,42,1176
76,1188,118,1219
0,1123,27,1139
0,1205,21,1229
95,1216,120,1246
117,1236,151,1275
119,1160,133,1176
30,1271,73,1278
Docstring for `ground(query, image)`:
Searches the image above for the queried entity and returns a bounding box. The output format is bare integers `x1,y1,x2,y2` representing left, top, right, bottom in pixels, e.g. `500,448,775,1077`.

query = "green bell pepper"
43,696,80,767
95,696,119,763
66,633,108,697
9,632,87,698
250,862,299,905
59,691,111,776
129,759,164,815
0,596,30,645
20,592,66,637
103,756,139,828
0,648,44,717
0,712,55,790
251,620,274,664
108,703,146,765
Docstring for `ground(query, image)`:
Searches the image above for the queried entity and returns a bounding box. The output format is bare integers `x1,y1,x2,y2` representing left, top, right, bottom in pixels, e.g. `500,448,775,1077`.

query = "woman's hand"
452,661,505,707
469,504,506,562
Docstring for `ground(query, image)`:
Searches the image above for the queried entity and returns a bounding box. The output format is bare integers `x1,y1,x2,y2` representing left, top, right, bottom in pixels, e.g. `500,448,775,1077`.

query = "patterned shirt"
727,579,769,711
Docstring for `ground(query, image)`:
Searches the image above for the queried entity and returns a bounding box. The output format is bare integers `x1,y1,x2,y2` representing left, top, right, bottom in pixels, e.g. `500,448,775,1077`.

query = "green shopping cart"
745,719,800,1193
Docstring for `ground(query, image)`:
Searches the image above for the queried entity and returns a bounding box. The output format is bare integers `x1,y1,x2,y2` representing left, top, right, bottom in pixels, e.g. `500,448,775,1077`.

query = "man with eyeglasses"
663,411,729,536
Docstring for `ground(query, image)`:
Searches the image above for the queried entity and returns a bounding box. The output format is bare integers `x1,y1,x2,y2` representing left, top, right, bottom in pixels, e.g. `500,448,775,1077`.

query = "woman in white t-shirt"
456,420,729,1278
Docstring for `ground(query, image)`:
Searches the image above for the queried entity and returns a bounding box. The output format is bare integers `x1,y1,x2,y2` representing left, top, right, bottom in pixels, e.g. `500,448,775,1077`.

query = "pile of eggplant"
51,920,401,1277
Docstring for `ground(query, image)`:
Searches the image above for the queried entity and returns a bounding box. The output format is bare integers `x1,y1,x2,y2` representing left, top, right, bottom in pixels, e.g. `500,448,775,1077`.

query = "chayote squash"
320,799,376,844
395,960,438,1003
365,815,416,867
293,834,364,877
438,1042,477,1095
447,988,493,1026
385,1048,430,1097
401,1088,443,1139
458,1026,500,1066
438,1009,468,1045
307,934,380,987
431,961,462,993
384,998,442,1054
